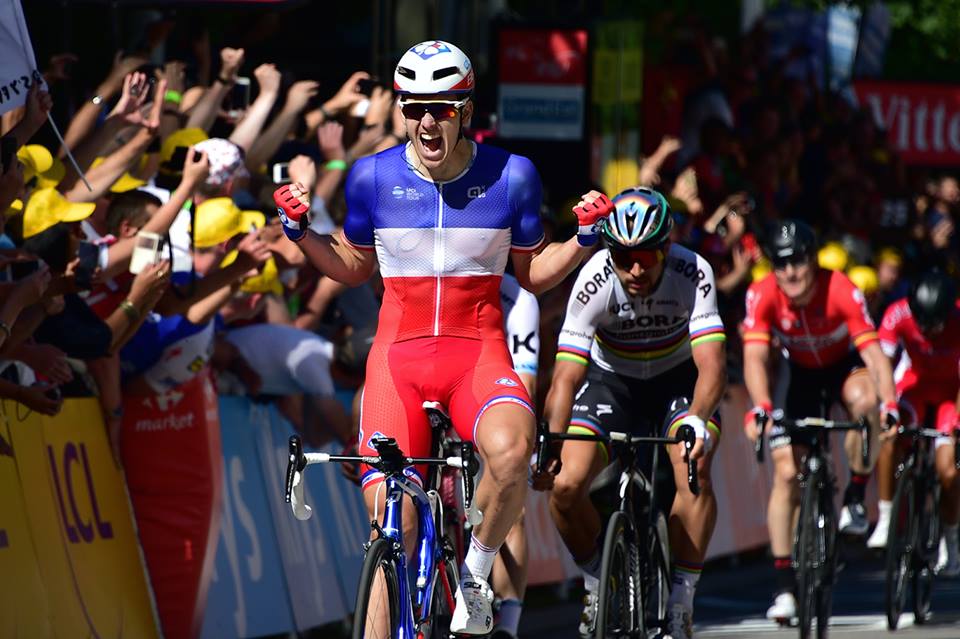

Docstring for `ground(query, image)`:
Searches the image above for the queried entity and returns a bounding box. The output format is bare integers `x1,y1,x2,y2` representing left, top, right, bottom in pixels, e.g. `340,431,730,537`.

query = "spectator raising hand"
288,155,317,192
323,70,370,117
220,47,245,83
286,80,320,114
318,121,346,161
235,229,273,271
254,63,281,97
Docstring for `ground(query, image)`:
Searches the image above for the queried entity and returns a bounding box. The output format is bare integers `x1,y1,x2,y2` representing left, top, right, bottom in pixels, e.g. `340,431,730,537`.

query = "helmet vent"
397,66,416,79
432,66,459,80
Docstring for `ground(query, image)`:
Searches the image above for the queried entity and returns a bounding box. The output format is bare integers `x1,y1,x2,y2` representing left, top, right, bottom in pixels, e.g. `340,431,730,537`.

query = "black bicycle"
535,420,698,638
884,412,960,630
755,409,870,639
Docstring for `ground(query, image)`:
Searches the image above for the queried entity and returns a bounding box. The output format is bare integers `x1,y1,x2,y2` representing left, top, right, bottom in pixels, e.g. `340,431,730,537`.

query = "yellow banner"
2,399,159,638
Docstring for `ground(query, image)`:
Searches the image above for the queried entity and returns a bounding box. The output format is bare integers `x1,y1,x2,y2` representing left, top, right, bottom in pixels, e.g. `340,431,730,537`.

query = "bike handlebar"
753,409,870,467
284,435,481,522
534,420,700,496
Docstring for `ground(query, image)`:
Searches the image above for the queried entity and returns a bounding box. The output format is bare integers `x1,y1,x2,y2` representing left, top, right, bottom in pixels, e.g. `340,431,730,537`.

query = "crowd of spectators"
1,15,957,465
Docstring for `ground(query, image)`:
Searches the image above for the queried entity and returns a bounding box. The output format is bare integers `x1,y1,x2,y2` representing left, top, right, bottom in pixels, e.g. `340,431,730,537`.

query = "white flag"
0,0,42,116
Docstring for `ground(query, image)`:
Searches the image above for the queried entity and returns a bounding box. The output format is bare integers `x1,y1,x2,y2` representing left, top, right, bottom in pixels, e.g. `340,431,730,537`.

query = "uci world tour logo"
413,41,451,59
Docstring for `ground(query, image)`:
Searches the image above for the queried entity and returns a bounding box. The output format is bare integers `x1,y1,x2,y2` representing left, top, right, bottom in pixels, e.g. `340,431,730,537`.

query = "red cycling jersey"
878,298,960,433
743,269,879,368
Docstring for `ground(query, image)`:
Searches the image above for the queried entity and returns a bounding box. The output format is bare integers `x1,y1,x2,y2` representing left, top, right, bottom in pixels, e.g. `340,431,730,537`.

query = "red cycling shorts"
898,368,959,435
358,336,534,490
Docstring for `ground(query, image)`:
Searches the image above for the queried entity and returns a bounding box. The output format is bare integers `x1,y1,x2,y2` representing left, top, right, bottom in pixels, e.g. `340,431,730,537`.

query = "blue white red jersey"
342,142,544,343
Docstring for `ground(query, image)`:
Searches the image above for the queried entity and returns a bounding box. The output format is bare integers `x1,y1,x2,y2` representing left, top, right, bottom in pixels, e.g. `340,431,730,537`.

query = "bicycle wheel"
422,551,459,639
596,511,641,638
352,538,402,639
815,476,838,639
912,476,940,624
795,470,820,639
642,511,672,632
885,470,917,631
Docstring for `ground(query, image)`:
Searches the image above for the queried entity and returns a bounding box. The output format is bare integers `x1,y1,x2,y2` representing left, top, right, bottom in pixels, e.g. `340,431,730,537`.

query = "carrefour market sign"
855,81,960,165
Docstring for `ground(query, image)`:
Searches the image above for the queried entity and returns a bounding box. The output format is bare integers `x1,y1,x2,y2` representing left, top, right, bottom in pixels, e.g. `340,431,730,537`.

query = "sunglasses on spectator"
400,99,467,121
772,254,811,271
609,246,667,269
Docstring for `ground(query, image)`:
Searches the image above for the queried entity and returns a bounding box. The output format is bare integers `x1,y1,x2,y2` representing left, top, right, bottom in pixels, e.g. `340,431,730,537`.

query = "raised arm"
186,47,245,133
228,63,281,154
244,79,319,171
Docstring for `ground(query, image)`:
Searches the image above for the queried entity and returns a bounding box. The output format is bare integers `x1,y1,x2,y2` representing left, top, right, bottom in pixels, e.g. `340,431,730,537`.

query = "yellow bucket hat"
35,156,66,188
847,265,879,297
23,188,96,238
89,157,146,193
160,127,209,165
193,197,265,248
220,252,283,295
817,241,849,272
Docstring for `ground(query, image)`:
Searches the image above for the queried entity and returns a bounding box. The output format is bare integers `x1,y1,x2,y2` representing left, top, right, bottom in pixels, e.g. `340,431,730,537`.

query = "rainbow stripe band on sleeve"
557,344,590,366
853,330,879,349
689,326,726,347
742,331,771,343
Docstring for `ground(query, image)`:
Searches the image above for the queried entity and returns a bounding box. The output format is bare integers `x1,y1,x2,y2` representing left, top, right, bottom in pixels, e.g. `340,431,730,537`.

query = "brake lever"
755,409,768,464
285,435,305,503
460,441,483,526
535,419,550,474
678,424,700,496
861,416,872,467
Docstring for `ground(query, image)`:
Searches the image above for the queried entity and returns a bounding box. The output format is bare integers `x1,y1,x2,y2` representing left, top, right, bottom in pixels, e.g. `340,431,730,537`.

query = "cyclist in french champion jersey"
273,40,612,636
489,272,540,639
535,188,727,639
741,220,899,622
868,271,960,575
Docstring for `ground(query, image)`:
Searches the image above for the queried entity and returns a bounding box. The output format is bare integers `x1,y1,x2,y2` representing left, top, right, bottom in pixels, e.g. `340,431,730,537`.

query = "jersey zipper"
799,307,824,367
433,183,444,336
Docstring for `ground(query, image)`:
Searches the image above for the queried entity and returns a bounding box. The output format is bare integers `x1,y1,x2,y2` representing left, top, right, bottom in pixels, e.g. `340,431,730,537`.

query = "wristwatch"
91,94,104,106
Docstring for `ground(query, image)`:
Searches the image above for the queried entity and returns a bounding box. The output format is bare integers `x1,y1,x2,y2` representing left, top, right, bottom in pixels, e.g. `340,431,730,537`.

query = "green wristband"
325,159,347,171
164,90,183,105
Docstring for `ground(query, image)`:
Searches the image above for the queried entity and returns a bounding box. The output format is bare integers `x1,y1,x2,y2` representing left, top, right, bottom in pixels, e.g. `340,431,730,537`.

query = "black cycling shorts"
771,350,867,450
569,359,721,464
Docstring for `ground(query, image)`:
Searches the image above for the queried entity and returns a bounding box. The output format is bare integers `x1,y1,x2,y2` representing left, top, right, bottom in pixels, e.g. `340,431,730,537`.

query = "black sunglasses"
772,253,811,270
400,101,463,121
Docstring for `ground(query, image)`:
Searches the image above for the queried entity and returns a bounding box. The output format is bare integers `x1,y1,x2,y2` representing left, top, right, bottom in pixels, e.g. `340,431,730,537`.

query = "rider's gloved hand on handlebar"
880,400,901,441
743,401,772,443
676,414,712,460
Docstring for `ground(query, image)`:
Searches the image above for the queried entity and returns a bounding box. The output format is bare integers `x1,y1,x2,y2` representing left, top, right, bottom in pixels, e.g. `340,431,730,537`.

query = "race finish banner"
0,0,43,115
854,81,960,165
497,28,588,140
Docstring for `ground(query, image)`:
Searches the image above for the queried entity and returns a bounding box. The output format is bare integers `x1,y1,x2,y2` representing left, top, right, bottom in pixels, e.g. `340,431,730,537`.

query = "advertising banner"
498,28,588,140
258,413,348,629
3,399,159,638
122,371,222,639
201,398,294,639
854,81,960,165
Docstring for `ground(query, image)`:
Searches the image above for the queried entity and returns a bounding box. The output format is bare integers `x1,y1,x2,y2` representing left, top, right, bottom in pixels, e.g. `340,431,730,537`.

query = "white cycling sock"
463,534,499,581
583,573,599,595
876,500,892,526
667,564,702,612
497,598,522,635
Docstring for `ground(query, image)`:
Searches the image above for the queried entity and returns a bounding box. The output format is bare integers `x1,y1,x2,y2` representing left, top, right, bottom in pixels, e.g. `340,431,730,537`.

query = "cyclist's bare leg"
841,371,881,473
875,438,897,502
769,444,804,558
667,442,717,563
936,443,960,525
361,485,419,639
472,403,535,567
491,511,527,628
548,439,606,561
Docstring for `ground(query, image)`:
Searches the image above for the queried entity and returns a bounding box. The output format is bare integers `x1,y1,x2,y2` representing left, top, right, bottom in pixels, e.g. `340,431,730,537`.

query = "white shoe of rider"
449,575,495,635
578,591,598,638
839,502,869,535
867,518,890,549
765,591,797,622
663,604,693,639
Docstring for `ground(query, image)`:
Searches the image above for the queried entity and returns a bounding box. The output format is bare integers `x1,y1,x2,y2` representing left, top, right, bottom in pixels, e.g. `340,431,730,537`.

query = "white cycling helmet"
394,40,474,98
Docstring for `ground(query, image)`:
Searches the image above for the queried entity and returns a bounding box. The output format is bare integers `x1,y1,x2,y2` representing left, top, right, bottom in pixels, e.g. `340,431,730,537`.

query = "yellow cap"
752,256,772,282
817,241,849,271
35,156,66,188
17,145,53,182
875,247,903,268
89,157,146,193
847,265,879,296
23,188,96,238
221,252,283,295
193,198,265,248
160,127,208,165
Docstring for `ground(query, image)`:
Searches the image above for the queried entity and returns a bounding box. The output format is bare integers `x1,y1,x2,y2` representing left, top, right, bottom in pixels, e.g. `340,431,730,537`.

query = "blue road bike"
284,402,480,639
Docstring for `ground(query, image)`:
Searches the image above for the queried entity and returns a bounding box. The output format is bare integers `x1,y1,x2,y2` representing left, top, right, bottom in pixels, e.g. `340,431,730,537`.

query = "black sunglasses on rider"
772,253,811,271
400,100,465,121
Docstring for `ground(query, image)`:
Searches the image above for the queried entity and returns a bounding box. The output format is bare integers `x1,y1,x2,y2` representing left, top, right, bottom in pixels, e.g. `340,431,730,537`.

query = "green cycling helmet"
602,187,674,250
